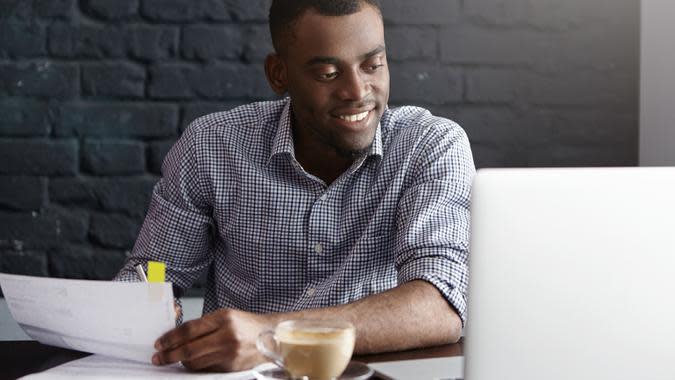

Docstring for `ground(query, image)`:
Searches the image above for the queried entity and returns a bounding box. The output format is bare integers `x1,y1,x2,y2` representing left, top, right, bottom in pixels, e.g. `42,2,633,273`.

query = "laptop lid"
464,167,675,380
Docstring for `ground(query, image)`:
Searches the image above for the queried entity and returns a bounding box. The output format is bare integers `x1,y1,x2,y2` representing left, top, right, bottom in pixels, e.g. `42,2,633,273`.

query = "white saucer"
252,361,374,380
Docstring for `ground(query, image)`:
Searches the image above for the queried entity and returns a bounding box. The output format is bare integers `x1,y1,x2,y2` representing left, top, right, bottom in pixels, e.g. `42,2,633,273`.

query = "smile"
337,111,369,122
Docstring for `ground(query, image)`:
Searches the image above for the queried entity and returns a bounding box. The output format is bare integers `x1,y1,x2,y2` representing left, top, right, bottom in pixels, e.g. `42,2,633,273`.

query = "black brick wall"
0,0,639,281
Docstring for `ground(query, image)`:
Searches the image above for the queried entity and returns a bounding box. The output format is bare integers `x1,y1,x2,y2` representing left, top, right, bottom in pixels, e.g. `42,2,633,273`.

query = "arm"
114,123,214,297
281,279,462,352
152,280,460,371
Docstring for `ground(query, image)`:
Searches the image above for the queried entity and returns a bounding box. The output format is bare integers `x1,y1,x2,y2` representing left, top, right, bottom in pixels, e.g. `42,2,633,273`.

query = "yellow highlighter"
147,261,166,283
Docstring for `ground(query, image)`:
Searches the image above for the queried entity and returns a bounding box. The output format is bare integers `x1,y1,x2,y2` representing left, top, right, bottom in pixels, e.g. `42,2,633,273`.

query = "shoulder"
185,99,286,138
179,99,286,157
381,105,469,150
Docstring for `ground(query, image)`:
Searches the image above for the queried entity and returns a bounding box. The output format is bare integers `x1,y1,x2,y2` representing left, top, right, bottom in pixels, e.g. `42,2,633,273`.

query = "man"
115,0,475,372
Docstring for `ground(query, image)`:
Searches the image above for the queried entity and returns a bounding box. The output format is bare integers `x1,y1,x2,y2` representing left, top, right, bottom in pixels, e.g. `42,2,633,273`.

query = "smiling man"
115,0,475,372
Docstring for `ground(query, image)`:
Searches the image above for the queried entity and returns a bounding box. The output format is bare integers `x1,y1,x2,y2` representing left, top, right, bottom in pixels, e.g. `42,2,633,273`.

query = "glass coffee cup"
257,319,356,380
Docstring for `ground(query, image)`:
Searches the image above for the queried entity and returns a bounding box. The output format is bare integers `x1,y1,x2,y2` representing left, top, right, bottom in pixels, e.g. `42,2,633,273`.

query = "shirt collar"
268,98,385,165
269,98,295,163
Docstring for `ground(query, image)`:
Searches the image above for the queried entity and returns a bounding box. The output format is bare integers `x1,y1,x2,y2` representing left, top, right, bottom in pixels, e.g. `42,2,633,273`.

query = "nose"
336,68,369,102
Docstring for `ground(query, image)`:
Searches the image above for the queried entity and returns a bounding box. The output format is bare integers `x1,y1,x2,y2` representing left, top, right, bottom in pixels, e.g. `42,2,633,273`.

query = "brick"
0,176,47,211
182,102,239,131
149,63,273,100
49,177,99,209
0,208,88,248
0,139,78,175
526,0,631,32
0,23,46,58
51,207,90,243
48,23,125,58
382,0,460,25
0,0,74,20
0,0,31,20
470,143,527,169
148,64,194,99
50,176,158,217
0,99,50,137
33,0,74,19
389,63,461,105
537,24,639,73
527,144,635,167
241,25,274,62
127,26,179,62
440,26,546,65
464,0,530,28
49,245,128,280
82,0,139,20
182,25,243,61
83,140,146,175
198,64,273,99
148,140,177,174
226,0,270,21
0,250,48,277
0,212,58,245
384,26,436,62
140,0,229,22
450,106,527,146
525,69,636,108
465,68,526,104
524,109,638,146
56,103,178,138
90,213,142,249
0,62,78,98
464,0,627,31
82,62,146,98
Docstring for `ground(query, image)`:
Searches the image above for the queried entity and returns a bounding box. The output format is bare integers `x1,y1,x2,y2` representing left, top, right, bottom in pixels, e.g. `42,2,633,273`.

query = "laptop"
463,167,675,380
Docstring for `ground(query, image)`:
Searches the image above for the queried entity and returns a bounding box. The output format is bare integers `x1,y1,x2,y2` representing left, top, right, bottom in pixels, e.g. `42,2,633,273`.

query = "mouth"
336,110,370,123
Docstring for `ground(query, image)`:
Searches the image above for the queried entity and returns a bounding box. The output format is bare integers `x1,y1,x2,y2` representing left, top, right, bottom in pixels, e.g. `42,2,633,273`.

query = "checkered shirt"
115,98,475,324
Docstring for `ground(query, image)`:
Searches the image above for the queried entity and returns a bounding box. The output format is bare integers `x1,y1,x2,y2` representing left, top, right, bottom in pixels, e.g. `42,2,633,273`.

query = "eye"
320,71,339,80
365,64,384,72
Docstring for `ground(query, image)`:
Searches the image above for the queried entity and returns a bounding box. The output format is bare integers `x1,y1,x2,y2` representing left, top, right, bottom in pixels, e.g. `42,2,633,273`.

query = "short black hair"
269,0,382,54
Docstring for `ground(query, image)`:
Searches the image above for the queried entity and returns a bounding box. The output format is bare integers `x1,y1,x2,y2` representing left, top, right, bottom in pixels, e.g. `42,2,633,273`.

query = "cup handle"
256,329,284,368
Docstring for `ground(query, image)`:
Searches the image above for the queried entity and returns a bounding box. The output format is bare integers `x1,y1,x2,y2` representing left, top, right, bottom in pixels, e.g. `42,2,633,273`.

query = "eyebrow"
305,44,386,66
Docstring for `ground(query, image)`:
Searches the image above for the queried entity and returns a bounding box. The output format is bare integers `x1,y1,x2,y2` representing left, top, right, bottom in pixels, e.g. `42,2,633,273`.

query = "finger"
155,316,220,351
154,326,234,365
182,350,235,372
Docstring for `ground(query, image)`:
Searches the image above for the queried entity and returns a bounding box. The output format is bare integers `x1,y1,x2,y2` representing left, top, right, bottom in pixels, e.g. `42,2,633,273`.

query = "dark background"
0,0,639,283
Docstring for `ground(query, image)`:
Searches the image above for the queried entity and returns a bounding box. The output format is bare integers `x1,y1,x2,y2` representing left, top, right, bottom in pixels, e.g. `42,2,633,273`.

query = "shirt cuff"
397,255,468,326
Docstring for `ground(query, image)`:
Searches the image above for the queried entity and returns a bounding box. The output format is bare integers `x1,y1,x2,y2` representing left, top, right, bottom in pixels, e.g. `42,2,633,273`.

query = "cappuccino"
258,320,356,380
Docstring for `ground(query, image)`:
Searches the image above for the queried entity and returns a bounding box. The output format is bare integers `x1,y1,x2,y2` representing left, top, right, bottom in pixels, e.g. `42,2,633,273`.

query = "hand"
152,308,272,372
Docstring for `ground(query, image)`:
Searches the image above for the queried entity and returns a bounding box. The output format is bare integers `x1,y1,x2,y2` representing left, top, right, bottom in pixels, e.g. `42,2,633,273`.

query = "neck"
293,128,354,186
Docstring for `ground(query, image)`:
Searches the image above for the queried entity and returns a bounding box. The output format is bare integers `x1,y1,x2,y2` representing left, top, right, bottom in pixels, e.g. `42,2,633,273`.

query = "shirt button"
319,193,328,201
306,287,316,297
313,243,323,254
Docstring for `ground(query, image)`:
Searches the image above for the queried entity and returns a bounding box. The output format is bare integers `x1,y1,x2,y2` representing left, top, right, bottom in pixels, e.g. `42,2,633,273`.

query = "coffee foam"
277,326,354,344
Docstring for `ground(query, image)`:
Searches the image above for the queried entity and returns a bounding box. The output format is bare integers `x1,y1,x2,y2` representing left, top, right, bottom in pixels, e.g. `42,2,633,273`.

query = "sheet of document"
0,272,176,363
20,354,260,380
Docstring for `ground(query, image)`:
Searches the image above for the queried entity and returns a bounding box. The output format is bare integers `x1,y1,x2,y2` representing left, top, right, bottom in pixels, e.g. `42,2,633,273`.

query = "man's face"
281,5,389,159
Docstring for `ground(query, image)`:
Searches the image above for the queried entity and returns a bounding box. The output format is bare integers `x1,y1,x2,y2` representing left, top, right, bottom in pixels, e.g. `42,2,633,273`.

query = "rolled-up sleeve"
114,123,214,295
394,122,475,325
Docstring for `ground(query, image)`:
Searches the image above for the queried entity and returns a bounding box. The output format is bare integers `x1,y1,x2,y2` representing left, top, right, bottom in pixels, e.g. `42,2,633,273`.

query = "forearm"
272,280,462,354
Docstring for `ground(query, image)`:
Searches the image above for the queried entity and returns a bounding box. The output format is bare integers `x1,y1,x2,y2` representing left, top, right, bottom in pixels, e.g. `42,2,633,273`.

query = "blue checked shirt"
115,98,475,323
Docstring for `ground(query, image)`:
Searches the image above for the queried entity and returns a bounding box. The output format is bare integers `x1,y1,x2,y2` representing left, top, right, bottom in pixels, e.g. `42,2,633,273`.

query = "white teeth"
338,111,369,122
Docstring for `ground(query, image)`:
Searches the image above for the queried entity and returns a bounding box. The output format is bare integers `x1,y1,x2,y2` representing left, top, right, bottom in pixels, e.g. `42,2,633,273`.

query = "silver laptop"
464,167,675,380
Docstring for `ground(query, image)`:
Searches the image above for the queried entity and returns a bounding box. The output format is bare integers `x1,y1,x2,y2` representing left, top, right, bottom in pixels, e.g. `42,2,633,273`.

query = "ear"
265,53,288,95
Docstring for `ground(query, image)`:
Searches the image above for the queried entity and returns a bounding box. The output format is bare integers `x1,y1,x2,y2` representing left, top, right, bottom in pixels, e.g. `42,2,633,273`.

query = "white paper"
20,354,260,380
0,272,176,363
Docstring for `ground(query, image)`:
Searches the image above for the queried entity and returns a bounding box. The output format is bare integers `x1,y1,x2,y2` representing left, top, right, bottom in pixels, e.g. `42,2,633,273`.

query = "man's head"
265,0,389,160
